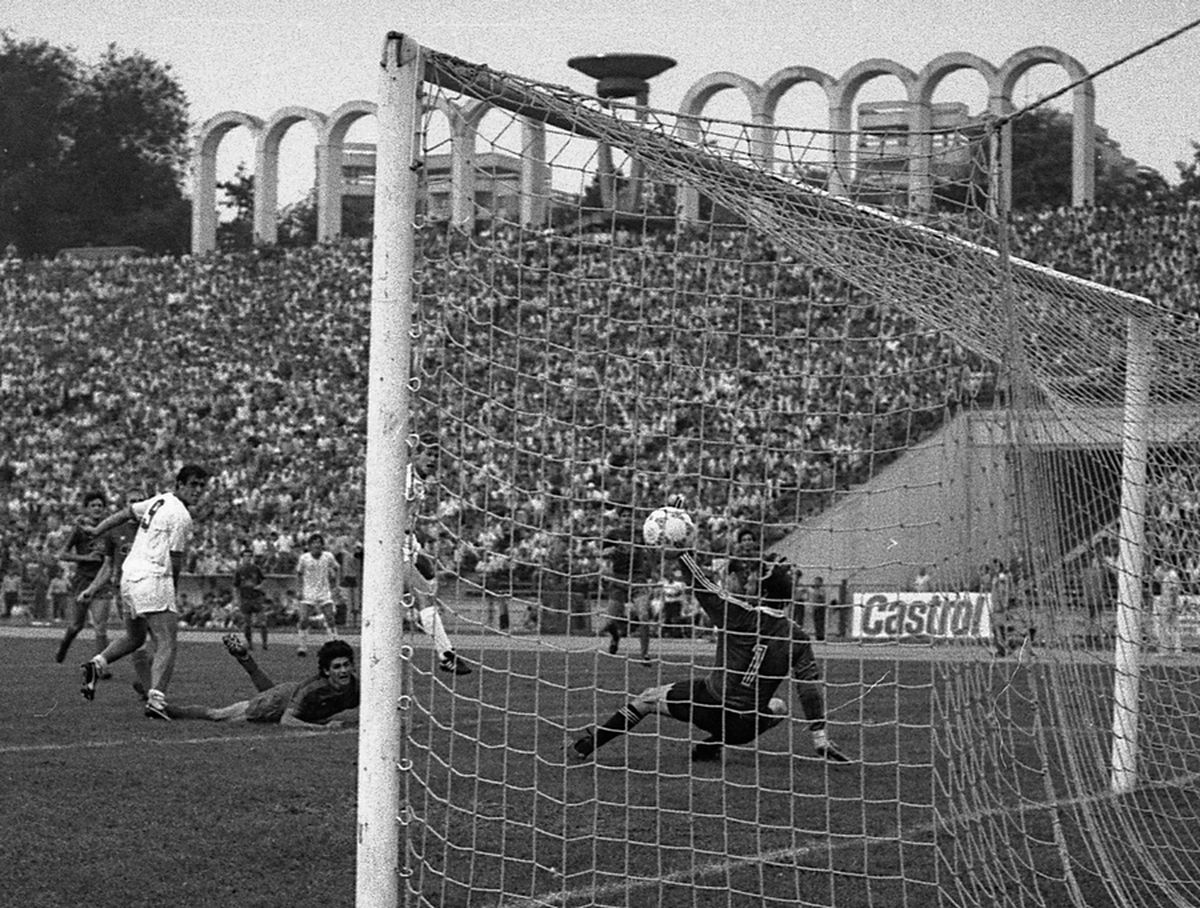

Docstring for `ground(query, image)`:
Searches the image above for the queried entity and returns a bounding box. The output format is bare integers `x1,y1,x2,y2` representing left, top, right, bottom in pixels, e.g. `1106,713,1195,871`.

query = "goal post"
1110,315,1154,795
360,32,1200,908
357,32,423,908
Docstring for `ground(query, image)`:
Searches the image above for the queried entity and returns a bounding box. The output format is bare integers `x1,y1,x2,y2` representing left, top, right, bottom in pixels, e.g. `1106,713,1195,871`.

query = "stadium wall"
774,410,1014,594
776,404,1200,596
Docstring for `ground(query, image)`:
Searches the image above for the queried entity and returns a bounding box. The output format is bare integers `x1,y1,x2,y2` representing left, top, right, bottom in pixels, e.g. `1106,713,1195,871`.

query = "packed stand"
2,201,1200,615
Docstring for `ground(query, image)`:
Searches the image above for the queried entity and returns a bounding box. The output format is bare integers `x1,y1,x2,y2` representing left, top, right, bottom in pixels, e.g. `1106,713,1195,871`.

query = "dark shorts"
245,682,299,723
665,679,777,746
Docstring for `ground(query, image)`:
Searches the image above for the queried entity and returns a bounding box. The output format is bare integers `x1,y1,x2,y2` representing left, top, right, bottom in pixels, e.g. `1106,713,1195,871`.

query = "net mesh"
386,44,1200,908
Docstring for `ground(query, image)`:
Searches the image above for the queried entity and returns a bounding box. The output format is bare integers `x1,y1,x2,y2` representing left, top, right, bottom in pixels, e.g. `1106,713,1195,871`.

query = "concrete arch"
829,59,918,197
254,106,328,245
915,51,1000,104
761,65,837,119
317,100,376,241
421,95,490,228
677,72,765,222
759,66,838,176
999,46,1095,207
191,110,263,254
910,53,999,210
679,70,764,124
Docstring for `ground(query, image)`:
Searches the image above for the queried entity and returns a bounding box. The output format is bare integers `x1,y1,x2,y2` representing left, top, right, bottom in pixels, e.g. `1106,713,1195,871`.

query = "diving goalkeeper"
571,503,849,765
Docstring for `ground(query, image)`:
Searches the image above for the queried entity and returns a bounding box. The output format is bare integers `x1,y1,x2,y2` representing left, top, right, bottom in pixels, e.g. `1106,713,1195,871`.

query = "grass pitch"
3,628,1197,907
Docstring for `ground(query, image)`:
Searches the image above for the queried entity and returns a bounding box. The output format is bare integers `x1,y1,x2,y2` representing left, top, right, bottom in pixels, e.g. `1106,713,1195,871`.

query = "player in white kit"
79,464,211,719
294,533,341,657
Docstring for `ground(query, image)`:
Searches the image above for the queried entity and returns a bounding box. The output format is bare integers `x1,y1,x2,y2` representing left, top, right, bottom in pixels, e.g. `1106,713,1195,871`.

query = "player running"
79,464,210,719
165,636,359,727
571,504,849,765
599,523,654,663
54,491,118,666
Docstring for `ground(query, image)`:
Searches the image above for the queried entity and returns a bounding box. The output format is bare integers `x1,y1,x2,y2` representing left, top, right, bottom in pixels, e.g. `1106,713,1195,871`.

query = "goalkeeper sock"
418,605,454,661
593,704,647,750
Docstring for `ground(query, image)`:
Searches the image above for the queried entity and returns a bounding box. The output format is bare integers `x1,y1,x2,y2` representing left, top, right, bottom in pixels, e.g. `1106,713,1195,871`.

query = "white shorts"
120,575,178,618
298,600,334,622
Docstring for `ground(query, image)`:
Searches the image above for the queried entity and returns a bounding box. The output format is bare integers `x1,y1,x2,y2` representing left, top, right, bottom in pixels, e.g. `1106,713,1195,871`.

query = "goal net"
359,33,1200,908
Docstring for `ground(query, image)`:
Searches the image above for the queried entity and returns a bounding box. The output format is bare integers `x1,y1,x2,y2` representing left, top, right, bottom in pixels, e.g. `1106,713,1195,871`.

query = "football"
642,506,697,548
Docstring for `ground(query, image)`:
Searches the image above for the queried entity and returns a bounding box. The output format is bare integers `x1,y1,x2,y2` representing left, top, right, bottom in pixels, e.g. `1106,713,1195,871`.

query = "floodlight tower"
567,53,676,211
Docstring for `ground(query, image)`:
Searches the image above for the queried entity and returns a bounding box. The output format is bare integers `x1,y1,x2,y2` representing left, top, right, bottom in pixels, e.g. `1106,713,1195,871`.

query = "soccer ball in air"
642,506,697,549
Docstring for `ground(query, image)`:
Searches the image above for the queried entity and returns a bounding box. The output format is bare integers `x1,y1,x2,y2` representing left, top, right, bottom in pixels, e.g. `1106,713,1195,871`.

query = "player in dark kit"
165,637,359,726
55,492,119,665
599,524,653,661
572,528,850,764
233,547,268,650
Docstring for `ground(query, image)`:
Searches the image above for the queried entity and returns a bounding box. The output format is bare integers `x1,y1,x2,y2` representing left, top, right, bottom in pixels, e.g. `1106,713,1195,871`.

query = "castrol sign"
851,592,992,640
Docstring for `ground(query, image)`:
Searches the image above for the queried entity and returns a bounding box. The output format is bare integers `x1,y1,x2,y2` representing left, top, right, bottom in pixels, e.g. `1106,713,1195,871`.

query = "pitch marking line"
500,769,1200,908
0,727,353,755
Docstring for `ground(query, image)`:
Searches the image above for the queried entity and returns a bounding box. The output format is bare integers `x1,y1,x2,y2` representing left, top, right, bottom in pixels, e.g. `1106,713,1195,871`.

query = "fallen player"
164,636,359,727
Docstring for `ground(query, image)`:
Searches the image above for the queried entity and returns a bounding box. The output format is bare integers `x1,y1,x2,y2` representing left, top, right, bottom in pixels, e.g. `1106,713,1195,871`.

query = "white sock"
92,654,108,671
418,605,454,661
812,729,829,750
148,688,166,708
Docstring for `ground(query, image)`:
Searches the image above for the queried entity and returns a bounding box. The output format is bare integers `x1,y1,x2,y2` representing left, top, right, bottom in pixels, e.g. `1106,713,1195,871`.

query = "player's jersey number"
140,499,165,530
740,644,768,687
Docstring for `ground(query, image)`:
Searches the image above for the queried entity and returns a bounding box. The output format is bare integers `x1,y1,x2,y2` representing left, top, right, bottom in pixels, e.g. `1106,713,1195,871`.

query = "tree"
0,34,192,255
277,190,318,247
1009,108,1075,210
216,161,254,250
1174,141,1200,201
0,35,78,254
1008,107,1166,210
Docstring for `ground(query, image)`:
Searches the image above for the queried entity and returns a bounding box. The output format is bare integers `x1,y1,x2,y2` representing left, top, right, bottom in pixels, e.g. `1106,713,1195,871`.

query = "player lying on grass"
163,636,359,727
571,507,849,765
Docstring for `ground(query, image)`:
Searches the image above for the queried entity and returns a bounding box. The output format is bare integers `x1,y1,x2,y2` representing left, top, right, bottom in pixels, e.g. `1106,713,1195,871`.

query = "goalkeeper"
571,510,849,765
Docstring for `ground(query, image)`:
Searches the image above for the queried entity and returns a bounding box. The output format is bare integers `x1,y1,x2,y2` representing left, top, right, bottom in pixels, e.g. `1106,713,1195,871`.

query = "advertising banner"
1151,594,1200,648
851,591,992,641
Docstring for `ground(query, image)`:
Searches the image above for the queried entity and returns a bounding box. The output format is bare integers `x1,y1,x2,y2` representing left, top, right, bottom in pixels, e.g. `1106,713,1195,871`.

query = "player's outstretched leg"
223,633,275,691
570,683,673,761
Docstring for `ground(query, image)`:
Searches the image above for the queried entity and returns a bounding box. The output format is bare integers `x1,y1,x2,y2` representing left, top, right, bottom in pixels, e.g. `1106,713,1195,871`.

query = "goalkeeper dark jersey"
679,553,818,712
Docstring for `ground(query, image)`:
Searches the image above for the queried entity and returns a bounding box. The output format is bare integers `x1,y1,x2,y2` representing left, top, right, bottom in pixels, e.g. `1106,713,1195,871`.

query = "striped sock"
593,704,648,750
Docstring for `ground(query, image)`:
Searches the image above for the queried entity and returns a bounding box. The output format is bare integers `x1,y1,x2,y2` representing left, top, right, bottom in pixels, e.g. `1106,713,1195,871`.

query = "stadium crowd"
3,200,1200,618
